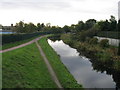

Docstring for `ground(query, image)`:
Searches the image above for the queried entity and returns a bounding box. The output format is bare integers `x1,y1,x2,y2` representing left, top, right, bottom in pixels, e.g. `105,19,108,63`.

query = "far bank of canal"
48,39,120,88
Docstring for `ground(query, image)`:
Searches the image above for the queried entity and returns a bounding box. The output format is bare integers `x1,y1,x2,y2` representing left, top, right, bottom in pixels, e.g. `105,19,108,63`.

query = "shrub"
85,37,91,43
61,34,72,44
114,60,120,70
99,39,109,48
78,32,86,42
89,38,98,44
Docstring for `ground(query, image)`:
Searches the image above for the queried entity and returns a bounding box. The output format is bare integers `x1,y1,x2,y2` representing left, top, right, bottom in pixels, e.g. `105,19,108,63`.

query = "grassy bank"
2,43,57,88
38,37,83,88
61,34,120,71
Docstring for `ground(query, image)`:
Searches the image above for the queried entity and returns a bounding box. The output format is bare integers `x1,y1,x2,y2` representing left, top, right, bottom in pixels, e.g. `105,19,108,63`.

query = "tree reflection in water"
48,35,61,42
90,59,120,89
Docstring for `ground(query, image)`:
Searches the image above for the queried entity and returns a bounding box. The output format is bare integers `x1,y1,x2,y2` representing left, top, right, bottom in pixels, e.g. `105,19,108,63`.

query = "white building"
118,1,120,20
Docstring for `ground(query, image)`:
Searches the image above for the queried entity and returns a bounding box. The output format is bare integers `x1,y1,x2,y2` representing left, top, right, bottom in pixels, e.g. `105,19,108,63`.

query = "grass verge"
2,43,57,88
38,37,83,88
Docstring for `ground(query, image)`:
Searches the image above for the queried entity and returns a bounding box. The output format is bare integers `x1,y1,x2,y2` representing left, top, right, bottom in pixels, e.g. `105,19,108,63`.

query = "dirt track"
36,41,63,89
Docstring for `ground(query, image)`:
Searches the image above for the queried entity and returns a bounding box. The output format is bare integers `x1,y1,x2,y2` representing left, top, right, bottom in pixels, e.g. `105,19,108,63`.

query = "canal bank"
38,37,83,88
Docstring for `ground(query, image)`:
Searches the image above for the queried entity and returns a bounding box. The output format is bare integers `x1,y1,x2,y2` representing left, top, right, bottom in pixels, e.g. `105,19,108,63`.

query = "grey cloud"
0,1,71,11
0,0,117,14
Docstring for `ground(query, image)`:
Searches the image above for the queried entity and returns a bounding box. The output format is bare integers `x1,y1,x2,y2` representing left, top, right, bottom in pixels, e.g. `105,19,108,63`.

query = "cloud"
0,0,119,26
0,0,71,10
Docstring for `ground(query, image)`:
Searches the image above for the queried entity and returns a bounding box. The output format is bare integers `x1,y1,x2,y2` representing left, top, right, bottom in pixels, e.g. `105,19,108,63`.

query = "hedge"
1,32,51,45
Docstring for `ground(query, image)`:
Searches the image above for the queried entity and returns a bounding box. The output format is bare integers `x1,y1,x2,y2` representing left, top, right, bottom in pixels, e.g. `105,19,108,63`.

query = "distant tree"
27,23,37,33
97,20,110,31
51,26,63,34
84,19,96,30
63,25,71,33
76,21,85,32
109,15,117,31
70,24,76,33
20,22,37,33
37,23,41,31
41,23,45,30
44,23,51,31
15,21,25,33
24,23,28,33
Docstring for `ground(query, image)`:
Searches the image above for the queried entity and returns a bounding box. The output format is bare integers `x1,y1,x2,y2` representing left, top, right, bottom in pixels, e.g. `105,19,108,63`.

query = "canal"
48,39,120,88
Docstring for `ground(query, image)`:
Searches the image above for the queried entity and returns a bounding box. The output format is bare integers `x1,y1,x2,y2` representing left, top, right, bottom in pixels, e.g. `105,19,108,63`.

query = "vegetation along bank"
61,33,120,72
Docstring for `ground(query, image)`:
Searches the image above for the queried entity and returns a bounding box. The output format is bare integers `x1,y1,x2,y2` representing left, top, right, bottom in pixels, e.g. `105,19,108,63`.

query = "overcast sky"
0,0,119,26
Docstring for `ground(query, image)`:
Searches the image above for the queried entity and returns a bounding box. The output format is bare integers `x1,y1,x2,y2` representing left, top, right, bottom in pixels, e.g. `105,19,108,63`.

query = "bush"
61,34,72,44
85,37,91,43
114,60,120,70
75,29,99,42
89,38,98,44
99,39,109,48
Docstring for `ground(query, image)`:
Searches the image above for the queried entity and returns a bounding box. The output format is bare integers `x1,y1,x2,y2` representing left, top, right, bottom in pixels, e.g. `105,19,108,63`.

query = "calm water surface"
48,39,117,88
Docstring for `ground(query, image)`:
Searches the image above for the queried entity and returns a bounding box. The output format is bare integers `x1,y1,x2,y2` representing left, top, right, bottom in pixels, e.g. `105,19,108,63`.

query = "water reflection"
90,59,120,89
48,40,79,57
48,39,120,88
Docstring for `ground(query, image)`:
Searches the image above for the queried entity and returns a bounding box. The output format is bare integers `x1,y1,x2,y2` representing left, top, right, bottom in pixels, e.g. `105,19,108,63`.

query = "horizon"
0,0,119,27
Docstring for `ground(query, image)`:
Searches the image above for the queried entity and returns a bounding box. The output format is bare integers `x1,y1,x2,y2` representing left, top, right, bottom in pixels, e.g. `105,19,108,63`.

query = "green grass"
38,37,83,88
1,35,41,50
2,43,57,88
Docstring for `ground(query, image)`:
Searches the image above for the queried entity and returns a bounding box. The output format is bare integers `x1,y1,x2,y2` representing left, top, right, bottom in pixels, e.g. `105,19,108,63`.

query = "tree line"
11,15,119,34
63,15,119,33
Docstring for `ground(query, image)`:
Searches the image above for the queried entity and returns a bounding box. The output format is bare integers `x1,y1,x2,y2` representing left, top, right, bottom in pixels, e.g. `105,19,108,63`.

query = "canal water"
48,39,120,88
